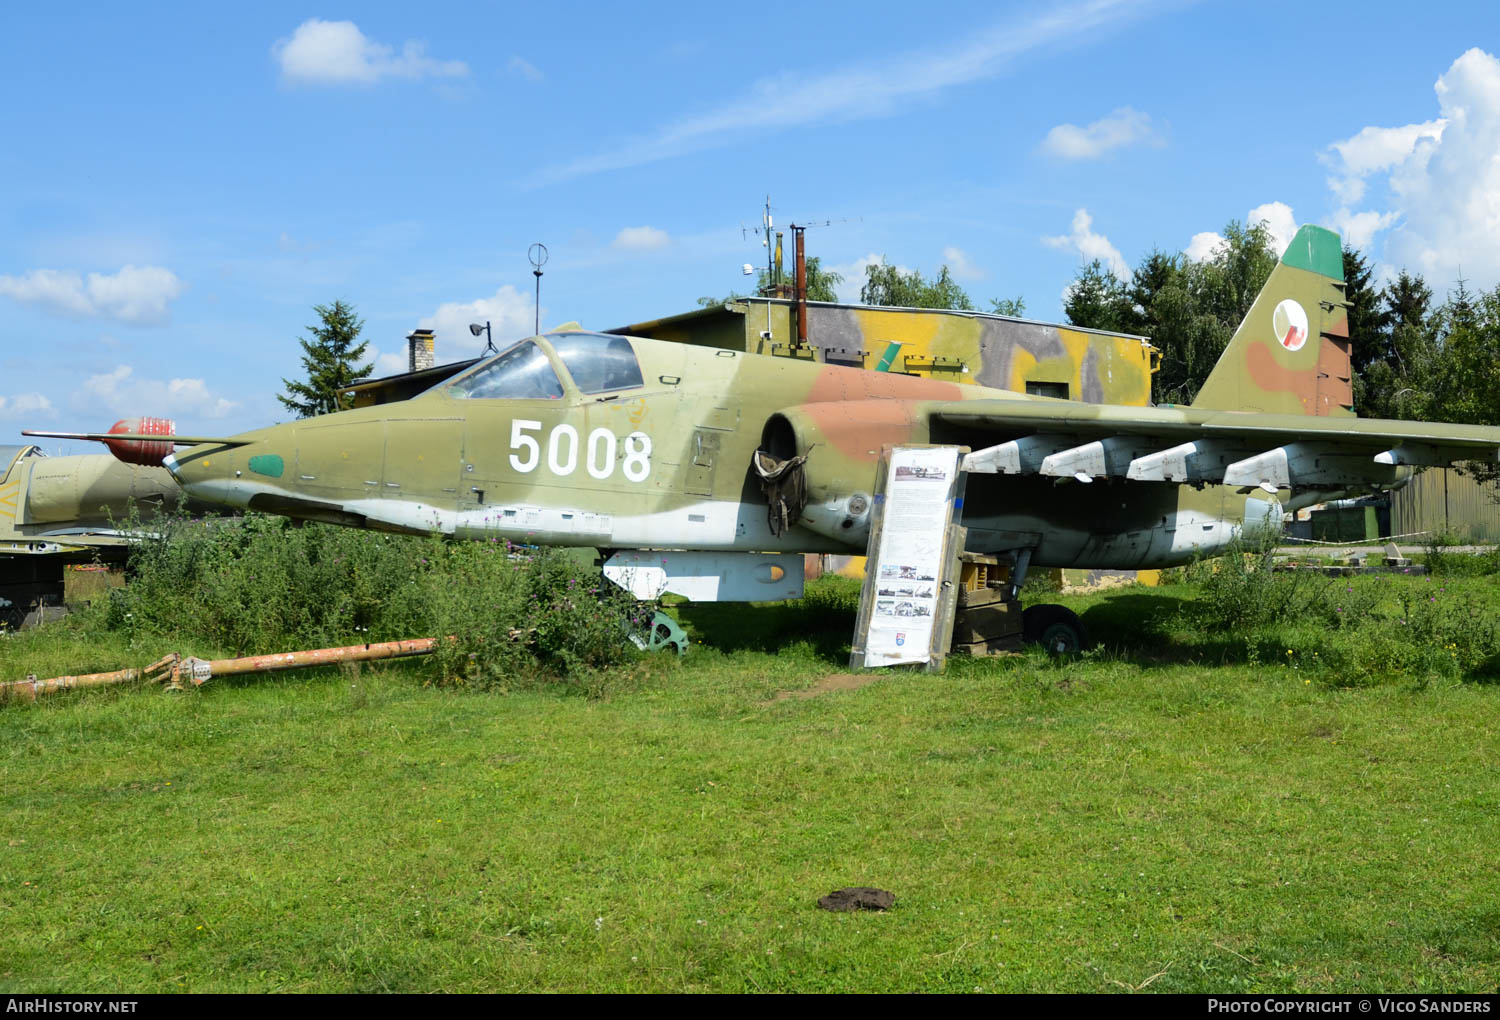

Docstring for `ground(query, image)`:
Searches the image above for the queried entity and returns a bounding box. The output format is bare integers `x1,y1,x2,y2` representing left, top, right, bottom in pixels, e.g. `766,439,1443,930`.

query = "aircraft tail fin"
1190,225,1351,416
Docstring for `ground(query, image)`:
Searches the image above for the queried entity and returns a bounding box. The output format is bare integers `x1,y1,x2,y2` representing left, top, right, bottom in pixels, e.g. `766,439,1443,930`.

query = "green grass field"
3,569,1499,993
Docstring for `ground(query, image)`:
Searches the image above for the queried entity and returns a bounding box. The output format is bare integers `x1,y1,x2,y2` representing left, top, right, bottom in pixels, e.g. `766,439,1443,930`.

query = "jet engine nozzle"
103,417,177,466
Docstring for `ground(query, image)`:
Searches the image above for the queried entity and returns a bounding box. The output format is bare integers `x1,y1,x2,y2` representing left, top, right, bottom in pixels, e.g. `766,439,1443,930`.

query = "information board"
850,445,966,670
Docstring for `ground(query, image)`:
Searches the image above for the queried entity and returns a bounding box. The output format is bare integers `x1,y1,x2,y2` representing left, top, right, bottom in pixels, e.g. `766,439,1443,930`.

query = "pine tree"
1355,270,1433,420
277,300,373,418
1061,259,1132,332
1342,246,1391,375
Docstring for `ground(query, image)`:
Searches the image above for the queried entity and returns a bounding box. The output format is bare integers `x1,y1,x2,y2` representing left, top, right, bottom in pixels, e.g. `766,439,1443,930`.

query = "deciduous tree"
859,260,974,310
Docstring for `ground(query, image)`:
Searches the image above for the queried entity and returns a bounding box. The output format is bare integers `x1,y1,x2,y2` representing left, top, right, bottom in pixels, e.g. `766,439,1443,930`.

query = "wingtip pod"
21,417,176,466
104,417,176,466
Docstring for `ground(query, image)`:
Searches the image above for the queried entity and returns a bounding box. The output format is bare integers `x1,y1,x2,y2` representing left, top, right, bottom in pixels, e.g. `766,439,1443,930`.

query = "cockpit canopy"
437,332,644,401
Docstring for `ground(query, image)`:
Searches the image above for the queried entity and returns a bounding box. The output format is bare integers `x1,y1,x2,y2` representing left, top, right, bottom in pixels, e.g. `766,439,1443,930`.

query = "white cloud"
1185,231,1227,263
1322,119,1446,204
507,56,543,82
0,393,55,421
1039,106,1159,159
1366,48,1500,285
1247,201,1298,256
0,265,184,326
277,232,324,253
611,226,671,251
1328,208,1398,252
941,246,984,280
827,253,910,304
374,350,410,376
77,366,236,420
273,19,469,85
537,0,1154,182
1042,208,1130,278
418,285,538,357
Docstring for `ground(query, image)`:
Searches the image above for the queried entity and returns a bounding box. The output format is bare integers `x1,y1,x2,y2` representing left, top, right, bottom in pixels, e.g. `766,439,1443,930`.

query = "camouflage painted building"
346,300,1159,410
610,298,1159,406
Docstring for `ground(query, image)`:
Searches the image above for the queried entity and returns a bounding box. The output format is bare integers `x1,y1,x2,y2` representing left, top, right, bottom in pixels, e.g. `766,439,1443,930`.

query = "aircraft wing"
930,400,1500,490
1,532,140,556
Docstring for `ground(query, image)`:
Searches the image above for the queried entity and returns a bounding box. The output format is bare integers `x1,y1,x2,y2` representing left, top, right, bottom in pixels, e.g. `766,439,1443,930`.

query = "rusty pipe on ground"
159,638,442,691
2,639,446,703
0,661,158,703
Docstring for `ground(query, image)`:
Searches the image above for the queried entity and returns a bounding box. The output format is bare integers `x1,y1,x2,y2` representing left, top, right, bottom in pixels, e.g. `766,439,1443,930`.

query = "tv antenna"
743,197,860,291
528,242,548,336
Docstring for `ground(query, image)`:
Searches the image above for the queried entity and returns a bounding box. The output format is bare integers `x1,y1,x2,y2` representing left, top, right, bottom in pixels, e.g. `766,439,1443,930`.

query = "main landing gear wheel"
1022,604,1089,655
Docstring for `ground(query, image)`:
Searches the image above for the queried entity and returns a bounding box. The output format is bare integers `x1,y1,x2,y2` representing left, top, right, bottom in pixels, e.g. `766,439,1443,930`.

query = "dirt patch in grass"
763,672,879,704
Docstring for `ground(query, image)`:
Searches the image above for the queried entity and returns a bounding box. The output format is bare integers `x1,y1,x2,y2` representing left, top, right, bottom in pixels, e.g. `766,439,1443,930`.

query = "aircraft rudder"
1279,224,1345,282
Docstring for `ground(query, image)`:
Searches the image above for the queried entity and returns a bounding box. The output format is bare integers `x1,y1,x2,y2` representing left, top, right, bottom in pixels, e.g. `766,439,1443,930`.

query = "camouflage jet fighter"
28,226,1500,626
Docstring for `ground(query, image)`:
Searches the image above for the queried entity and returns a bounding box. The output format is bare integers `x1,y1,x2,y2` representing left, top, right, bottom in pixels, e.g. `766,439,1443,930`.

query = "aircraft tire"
1021,604,1089,654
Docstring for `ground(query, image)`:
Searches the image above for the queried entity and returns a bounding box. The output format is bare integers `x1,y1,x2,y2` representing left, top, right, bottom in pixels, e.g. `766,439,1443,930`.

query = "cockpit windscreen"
441,341,564,401
549,332,644,394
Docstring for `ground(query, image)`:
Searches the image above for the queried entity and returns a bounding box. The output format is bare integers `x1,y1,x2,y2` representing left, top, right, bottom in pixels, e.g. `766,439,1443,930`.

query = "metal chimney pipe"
794,225,808,349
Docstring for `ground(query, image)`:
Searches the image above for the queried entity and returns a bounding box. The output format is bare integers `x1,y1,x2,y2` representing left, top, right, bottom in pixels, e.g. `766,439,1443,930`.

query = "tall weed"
103,513,640,689
1423,532,1500,576
1184,537,1323,628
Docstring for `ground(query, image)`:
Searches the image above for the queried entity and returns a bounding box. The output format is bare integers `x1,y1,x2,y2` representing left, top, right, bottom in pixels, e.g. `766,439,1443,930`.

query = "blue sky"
4,0,1499,446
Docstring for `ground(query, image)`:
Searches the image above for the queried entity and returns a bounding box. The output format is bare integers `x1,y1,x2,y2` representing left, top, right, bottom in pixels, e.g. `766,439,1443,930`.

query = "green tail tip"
1279,225,1344,281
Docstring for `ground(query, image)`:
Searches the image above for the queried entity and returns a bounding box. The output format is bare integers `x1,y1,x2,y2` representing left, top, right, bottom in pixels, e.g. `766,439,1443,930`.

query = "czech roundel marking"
1272,299,1309,352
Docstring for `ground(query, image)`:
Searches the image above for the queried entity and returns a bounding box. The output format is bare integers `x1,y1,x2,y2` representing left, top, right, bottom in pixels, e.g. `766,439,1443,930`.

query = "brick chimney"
406,329,436,372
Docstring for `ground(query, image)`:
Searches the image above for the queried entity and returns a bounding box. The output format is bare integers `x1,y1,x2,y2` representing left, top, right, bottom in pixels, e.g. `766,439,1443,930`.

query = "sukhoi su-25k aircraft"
29,226,1500,640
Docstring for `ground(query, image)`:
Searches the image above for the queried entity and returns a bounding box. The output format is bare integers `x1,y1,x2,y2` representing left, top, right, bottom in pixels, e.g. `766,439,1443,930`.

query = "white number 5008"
509,419,651,482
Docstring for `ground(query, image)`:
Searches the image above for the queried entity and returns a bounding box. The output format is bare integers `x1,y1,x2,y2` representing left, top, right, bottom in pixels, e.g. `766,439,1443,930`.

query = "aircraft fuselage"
161,332,1286,570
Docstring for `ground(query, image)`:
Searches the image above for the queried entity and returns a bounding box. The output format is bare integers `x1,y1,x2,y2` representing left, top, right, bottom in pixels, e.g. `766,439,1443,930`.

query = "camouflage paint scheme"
34,227,1500,582
614,299,1159,407
0,445,180,558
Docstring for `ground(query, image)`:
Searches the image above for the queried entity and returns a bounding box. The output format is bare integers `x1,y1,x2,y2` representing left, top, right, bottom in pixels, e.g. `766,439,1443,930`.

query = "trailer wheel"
1022,604,1089,654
